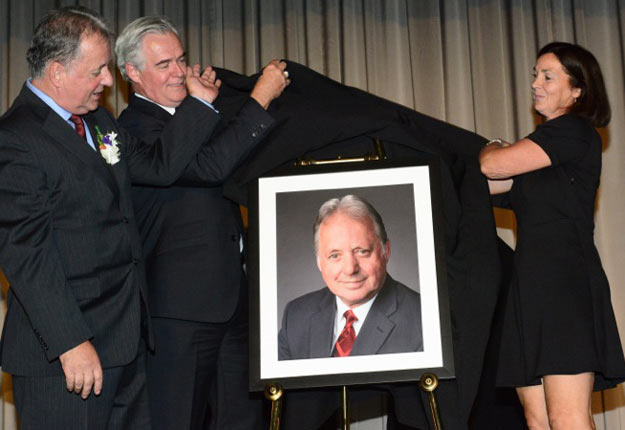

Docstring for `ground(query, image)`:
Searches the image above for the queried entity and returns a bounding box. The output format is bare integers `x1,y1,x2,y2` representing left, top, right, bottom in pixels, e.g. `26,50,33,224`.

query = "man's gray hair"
115,16,181,81
313,195,389,256
27,6,113,79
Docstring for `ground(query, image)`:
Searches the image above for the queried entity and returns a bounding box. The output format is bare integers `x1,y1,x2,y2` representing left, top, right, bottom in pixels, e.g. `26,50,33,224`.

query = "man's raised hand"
186,64,221,104
250,60,290,110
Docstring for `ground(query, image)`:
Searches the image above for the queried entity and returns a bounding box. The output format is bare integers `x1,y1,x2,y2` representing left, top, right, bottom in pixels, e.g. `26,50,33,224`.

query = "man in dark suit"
0,6,233,429
279,195,422,360
114,16,288,430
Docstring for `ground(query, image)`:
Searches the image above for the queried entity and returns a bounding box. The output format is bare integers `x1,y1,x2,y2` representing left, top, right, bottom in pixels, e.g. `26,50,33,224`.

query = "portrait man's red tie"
334,310,358,357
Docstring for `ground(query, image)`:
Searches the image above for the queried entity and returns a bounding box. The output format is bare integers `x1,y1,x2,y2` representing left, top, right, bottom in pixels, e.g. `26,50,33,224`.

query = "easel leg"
340,385,350,430
420,373,442,430
264,383,284,430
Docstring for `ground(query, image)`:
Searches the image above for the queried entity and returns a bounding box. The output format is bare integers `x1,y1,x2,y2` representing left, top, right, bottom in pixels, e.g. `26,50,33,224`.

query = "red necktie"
69,114,86,140
334,310,358,357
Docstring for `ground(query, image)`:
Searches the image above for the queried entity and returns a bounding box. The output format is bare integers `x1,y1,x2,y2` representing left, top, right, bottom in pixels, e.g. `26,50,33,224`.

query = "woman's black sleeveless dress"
497,114,625,391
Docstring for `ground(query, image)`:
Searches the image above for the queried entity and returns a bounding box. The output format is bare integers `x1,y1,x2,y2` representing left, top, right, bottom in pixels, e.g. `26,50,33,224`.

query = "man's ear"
316,254,322,272
384,240,391,262
125,63,141,84
47,61,65,88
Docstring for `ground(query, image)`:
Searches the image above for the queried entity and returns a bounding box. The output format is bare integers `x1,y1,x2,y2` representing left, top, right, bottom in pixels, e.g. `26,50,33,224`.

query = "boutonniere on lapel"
95,125,121,165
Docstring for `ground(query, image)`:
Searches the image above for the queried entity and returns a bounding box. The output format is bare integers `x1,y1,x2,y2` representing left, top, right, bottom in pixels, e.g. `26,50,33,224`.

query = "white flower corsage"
95,126,121,165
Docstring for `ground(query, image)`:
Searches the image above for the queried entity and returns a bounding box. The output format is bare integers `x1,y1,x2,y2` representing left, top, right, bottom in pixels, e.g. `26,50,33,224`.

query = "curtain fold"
1,1,624,428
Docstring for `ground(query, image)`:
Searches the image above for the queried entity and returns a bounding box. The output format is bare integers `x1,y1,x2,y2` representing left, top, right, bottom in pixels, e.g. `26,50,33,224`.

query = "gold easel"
297,139,385,430
420,373,443,430
265,383,284,430
295,139,387,166
340,385,350,429
266,139,444,429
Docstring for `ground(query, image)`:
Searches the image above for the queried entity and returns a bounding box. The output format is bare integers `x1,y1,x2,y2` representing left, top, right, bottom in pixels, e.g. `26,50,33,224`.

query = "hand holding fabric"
250,59,289,109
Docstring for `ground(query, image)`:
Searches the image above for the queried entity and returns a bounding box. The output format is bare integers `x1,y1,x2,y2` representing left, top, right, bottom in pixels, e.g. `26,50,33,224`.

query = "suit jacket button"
252,132,258,138
231,234,238,242
122,217,129,223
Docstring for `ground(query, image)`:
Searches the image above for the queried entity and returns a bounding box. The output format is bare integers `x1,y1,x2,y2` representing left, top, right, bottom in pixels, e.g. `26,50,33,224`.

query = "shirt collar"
134,92,176,116
26,78,73,121
26,79,97,150
335,291,378,325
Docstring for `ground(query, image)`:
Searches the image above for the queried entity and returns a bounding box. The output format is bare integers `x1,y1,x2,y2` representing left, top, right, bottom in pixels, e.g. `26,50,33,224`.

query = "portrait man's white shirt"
332,292,378,346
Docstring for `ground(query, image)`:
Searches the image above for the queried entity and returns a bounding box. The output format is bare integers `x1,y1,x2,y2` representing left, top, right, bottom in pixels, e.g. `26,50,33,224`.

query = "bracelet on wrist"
485,138,504,147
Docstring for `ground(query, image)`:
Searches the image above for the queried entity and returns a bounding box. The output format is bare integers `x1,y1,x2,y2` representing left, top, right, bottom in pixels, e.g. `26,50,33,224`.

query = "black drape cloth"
212,62,503,429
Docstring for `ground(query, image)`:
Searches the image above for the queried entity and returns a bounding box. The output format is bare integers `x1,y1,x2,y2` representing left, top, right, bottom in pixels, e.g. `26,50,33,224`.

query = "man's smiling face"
316,212,390,308
130,31,187,108
55,33,113,114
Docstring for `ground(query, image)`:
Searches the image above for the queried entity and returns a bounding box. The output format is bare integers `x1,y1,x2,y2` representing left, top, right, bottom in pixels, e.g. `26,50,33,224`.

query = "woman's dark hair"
538,42,611,127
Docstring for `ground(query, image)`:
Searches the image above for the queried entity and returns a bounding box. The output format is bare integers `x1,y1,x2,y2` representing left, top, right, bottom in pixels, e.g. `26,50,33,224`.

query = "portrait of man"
278,194,423,360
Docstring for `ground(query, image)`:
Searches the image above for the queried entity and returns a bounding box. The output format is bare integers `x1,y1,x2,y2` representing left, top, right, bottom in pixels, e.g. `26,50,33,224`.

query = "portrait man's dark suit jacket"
0,84,217,376
117,94,273,322
279,275,422,360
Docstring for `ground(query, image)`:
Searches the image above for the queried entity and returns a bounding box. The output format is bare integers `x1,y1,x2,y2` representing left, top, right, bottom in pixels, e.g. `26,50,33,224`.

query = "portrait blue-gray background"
275,184,419,327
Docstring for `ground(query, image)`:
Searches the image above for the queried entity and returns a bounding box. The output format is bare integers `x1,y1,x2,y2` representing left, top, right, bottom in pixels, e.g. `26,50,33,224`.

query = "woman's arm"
479,137,551,180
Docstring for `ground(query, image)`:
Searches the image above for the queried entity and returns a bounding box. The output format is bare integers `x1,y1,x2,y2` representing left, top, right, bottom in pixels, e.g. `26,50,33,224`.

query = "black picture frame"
248,157,454,390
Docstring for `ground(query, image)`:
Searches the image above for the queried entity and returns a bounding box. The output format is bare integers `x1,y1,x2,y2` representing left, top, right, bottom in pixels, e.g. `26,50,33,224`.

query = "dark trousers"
147,282,262,430
13,342,150,430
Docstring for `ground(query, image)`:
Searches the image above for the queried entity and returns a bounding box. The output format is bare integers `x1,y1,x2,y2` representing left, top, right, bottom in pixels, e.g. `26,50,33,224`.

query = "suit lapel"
82,112,123,199
18,83,122,198
351,276,397,355
309,289,336,357
43,112,118,192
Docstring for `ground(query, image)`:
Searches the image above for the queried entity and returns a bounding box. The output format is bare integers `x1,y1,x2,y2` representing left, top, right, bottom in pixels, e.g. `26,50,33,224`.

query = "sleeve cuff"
190,96,219,114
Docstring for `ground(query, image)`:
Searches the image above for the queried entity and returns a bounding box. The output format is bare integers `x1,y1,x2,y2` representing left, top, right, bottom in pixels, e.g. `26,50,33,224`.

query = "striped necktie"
333,310,358,357
69,114,86,140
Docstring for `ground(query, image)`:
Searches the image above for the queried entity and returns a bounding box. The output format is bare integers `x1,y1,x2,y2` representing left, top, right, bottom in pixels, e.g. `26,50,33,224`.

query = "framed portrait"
248,157,454,390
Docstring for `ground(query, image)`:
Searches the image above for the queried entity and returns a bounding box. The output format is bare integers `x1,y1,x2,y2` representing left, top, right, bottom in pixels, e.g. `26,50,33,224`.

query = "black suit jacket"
118,94,274,322
0,85,218,376
279,276,422,360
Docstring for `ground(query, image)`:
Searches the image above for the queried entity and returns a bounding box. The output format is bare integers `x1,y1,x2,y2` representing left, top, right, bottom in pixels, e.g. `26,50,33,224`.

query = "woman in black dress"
479,42,625,429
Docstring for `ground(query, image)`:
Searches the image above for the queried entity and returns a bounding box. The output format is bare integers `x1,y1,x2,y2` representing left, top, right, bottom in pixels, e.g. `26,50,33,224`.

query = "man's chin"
170,88,187,100
76,103,98,114
339,295,368,308
86,95,104,111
